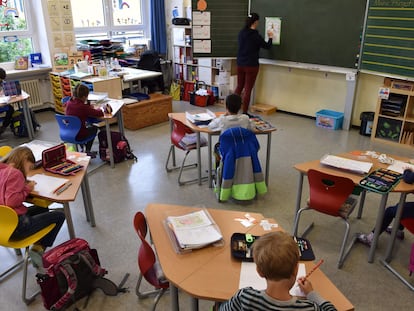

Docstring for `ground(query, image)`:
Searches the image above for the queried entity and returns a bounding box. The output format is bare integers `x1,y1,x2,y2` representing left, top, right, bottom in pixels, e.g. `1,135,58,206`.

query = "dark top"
65,97,103,139
237,28,272,67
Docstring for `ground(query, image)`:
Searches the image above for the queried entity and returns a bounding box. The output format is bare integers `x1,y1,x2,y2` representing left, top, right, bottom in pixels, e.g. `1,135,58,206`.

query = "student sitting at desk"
219,231,337,311
0,147,65,269
0,67,15,136
208,94,254,167
358,168,414,246
65,84,104,156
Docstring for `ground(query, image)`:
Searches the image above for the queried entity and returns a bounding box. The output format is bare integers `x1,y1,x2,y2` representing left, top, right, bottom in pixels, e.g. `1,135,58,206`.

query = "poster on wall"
265,17,281,45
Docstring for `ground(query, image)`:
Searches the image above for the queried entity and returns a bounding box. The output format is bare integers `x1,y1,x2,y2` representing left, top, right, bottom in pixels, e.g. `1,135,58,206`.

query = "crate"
316,109,344,130
122,93,172,130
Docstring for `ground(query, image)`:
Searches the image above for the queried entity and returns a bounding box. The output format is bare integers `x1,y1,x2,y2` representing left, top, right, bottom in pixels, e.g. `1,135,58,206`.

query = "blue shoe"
385,227,404,240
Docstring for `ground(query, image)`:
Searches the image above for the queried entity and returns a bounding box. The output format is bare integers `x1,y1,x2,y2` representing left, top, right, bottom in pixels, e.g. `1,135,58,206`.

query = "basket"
316,109,344,130
189,92,210,107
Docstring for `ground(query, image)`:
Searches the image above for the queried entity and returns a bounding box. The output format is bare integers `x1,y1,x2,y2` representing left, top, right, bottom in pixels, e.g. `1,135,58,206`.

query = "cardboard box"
122,93,172,130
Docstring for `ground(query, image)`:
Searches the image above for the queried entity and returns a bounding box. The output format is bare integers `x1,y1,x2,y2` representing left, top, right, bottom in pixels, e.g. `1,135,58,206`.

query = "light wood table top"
146,203,354,311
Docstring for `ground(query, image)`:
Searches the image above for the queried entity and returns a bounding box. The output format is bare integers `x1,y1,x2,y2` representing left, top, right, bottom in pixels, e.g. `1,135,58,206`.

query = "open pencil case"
231,233,259,262
42,144,84,176
294,237,315,261
359,168,402,194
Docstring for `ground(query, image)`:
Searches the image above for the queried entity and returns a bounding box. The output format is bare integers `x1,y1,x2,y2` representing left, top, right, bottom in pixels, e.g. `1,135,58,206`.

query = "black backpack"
10,108,40,137
98,130,137,163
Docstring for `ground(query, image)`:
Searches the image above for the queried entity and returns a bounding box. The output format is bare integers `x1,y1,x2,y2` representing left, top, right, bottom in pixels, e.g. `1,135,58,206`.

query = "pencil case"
359,168,402,194
231,233,259,262
294,237,315,261
42,144,84,176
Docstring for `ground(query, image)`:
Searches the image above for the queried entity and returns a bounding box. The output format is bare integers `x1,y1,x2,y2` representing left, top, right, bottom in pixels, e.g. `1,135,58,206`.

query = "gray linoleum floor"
1,101,414,310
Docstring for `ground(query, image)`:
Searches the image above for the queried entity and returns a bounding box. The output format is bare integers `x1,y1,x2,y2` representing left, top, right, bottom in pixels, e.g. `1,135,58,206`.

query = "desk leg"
384,193,407,263
208,133,212,188
190,297,199,311
265,132,272,186
292,172,304,235
368,193,388,263
63,202,75,239
22,99,35,140
81,173,96,227
357,189,367,219
170,285,179,311
196,132,202,185
117,109,125,136
105,120,115,168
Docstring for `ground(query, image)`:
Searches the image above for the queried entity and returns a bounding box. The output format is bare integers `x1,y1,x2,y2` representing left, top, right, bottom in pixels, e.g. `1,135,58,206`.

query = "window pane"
0,38,33,62
71,0,105,28
0,1,27,31
112,0,142,26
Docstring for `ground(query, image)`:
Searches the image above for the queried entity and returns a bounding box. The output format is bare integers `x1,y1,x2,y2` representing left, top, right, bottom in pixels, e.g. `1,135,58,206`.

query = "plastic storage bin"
316,110,344,130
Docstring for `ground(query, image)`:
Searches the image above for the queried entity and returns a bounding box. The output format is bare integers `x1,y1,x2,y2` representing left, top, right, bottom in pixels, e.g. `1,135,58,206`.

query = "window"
0,0,35,63
70,0,149,46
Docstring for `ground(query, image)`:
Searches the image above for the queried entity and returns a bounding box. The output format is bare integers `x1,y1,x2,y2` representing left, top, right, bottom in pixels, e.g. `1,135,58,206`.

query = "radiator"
20,80,43,108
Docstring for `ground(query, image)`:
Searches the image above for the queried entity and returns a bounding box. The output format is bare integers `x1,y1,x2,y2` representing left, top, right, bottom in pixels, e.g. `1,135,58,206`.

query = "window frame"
71,0,150,43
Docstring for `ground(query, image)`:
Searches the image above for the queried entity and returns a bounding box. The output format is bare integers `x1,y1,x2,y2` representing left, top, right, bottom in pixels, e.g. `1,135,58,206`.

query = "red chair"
165,118,207,185
133,212,169,311
381,217,414,291
292,169,358,268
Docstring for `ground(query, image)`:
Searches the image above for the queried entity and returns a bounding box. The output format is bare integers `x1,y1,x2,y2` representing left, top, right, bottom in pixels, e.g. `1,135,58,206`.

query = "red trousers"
234,66,259,113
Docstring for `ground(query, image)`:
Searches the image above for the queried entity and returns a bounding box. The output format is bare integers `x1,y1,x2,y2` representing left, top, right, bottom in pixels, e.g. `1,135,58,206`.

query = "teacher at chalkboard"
235,13,273,115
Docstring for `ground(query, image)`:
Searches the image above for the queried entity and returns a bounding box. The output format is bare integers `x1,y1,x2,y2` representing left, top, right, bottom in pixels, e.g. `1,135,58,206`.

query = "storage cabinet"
50,73,122,113
371,87,414,147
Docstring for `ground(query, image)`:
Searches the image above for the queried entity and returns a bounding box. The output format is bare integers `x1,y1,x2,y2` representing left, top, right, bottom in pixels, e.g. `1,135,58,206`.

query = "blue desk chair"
55,114,96,152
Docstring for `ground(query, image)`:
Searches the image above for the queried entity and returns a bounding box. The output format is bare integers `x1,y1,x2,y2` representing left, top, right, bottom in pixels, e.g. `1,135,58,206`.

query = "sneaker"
385,227,405,240
86,151,97,159
357,233,373,247
28,246,44,269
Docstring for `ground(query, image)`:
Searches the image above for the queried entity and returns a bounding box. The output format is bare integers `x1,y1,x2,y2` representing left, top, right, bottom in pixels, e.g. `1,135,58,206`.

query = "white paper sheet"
28,174,69,194
239,262,306,297
387,160,414,174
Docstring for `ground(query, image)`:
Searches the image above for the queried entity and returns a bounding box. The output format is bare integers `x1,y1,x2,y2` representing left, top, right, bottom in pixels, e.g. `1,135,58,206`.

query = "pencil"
56,182,72,195
304,259,324,280
53,182,69,194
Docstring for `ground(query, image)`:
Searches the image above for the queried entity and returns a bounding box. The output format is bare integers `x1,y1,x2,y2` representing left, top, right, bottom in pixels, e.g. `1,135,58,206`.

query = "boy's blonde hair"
252,231,299,281
2,146,35,179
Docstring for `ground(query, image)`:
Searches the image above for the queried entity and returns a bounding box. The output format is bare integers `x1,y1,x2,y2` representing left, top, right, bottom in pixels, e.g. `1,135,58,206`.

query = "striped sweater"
219,287,337,311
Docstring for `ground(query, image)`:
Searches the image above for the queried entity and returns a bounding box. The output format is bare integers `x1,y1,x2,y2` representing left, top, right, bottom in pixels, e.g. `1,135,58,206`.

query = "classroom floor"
1,101,413,311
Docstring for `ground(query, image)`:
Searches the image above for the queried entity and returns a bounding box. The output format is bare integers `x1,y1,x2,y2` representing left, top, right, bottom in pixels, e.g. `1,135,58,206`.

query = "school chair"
0,145,12,158
165,118,207,185
133,212,169,311
214,127,267,202
292,169,358,268
55,114,96,152
381,217,414,291
0,205,55,304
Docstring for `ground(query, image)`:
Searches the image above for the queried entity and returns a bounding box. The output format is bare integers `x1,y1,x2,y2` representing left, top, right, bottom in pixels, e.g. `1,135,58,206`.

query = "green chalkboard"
191,0,248,58
250,0,367,68
360,0,414,79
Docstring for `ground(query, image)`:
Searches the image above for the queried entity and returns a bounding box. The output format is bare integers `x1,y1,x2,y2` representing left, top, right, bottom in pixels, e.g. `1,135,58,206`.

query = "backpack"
98,130,137,163
10,108,40,137
36,238,125,310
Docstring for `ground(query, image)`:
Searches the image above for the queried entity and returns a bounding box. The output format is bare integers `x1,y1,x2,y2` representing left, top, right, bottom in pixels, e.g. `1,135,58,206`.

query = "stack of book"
164,209,223,253
178,133,207,149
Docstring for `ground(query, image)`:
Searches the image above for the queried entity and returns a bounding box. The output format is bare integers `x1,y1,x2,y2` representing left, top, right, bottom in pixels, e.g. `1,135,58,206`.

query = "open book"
164,209,223,253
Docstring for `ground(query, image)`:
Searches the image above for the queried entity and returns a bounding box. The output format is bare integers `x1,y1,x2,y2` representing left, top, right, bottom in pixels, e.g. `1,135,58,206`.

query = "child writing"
0,146,65,268
219,231,337,311
65,83,104,156
208,94,254,167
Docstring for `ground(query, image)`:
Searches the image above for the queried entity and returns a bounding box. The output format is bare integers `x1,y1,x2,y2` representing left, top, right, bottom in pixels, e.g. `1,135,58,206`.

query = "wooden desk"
0,91,34,140
293,151,414,263
146,203,354,311
27,151,95,238
168,112,275,187
95,99,125,168
120,67,162,92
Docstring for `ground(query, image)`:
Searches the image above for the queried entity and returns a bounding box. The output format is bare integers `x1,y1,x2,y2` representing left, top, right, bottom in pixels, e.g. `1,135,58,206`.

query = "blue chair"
55,114,96,152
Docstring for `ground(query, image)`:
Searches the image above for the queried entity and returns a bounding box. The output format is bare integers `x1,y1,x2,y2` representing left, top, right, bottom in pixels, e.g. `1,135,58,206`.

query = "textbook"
164,209,223,253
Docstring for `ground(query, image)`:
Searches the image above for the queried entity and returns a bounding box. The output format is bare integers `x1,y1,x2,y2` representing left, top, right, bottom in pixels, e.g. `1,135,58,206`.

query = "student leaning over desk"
219,231,337,311
0,146,65,269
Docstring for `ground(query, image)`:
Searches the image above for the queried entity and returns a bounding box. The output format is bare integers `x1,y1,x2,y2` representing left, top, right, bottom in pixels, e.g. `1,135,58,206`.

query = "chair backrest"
307,169,355,217
55,114,82,143
133,212,161,287
0,205,19,246
0,145,12,158
401,218,414,235
171,119,194,147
